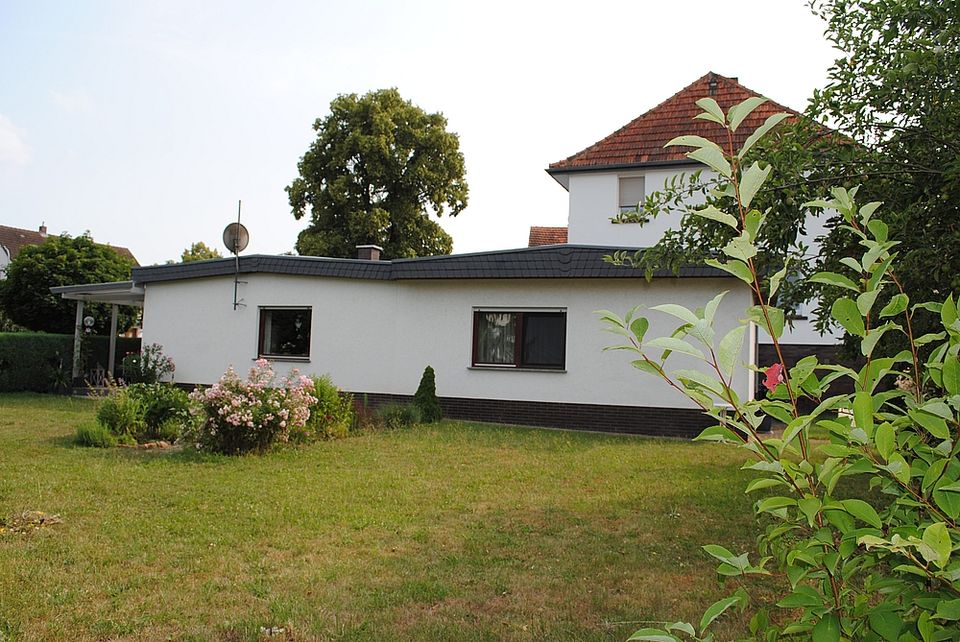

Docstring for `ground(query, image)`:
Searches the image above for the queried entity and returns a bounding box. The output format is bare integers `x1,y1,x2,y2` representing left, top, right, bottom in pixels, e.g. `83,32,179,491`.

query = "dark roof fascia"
131,247,731,284
50,280,137,295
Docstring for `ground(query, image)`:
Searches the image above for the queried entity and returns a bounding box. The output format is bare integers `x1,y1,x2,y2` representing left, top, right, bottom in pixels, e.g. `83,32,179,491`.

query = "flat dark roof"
131,245,729,284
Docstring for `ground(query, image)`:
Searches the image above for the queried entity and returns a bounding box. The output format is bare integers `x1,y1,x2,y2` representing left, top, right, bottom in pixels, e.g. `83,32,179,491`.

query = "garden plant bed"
0,393,766,641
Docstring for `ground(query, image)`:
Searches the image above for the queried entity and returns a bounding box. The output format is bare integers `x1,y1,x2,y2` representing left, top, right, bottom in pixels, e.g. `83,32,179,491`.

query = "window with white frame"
258,307,312,359
618,176,645,213
472,309,566,369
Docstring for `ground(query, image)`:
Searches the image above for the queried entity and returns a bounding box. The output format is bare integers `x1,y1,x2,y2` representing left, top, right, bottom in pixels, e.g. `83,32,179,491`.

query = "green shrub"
296,375,353,441
0,333,140,392
413,365,442,423
126,383,190,441
375,403,421,430
74,422,117,448
95,388,145,440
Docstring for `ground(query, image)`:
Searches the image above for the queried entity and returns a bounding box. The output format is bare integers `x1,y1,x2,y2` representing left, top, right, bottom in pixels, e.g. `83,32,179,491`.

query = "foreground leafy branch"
601,97,960,641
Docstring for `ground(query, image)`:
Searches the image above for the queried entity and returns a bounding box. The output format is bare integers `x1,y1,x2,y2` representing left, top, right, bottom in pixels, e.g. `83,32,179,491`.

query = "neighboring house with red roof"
532,72,839,349
527,226,568,247
0,223,138,278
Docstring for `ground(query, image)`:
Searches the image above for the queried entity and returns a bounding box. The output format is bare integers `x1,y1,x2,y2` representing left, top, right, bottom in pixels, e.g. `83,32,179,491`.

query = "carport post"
108,304,118,379
72,300,84,380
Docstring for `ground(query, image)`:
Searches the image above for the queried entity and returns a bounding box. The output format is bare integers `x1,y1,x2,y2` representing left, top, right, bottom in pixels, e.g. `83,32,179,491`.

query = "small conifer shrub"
413,366,442,423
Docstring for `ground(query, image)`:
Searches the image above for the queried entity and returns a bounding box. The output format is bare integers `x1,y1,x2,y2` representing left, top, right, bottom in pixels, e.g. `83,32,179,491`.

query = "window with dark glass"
258,307,312,359
472,310,566,369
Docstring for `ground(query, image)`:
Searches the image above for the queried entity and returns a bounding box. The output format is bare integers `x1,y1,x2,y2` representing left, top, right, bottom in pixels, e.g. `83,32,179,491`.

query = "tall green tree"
0,234,136,334
621,0,960,338
287,88,468,259
180,241,222,263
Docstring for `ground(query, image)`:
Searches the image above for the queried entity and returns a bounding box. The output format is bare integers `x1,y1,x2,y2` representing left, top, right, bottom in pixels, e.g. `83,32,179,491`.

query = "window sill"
255,355,311,363
468,366,566,373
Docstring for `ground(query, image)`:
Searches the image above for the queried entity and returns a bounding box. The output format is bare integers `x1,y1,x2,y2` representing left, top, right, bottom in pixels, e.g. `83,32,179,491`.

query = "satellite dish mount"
222,200,250,310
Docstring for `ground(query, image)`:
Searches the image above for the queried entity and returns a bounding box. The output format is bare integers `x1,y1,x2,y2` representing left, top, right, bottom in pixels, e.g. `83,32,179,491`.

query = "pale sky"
0,1,839,266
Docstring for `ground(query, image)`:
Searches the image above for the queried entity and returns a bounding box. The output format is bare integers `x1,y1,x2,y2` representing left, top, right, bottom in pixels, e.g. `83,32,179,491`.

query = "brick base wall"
351,391,713,438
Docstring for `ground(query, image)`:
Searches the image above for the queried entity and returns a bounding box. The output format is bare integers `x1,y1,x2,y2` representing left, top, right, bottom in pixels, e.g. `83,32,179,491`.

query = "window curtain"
476,313,516,364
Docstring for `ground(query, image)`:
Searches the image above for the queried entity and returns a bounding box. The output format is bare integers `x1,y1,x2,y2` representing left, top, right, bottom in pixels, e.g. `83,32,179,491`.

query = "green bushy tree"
0,234,136,334
602,98,960,641
287,88,468,259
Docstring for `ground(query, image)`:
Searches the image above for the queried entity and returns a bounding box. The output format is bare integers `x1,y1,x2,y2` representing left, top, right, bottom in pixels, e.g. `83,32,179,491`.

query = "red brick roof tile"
548,72,802,172
0,224,139,265
528,226,568,247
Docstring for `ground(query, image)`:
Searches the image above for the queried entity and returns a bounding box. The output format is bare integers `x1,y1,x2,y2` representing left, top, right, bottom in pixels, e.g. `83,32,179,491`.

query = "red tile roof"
0,224,139,265
528,226,568,247
548,72,802,172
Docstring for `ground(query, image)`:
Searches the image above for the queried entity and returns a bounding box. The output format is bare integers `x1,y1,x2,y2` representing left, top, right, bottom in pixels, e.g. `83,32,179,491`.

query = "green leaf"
768,262,789,299
645,337,705,360
867,218,889,243
757,496,796,513
879,293,909,318
691,205,739,230
722,233,757,262
874,422,895,461
628,629,680,642
664,135,723,152
703,291,726,325
699,595,741,633
831,297,866,337
695,97,726,125
738,112,789,158
942,295,958,330
688,146,731,178
857,289,881,316
935,599,960,621
812,613,840,642
631,359,661,376
745,477,785,493
868,610,902,641
747,305,785,340
739,163,771,209
841,498,882,528
909,408,950,440
810,271,860,292
630,317,650,343
921,522,951,569
705,258,753,284
777,585,823,608
727,96,767,132
853,391,874,437
650,303,699,325
717,325,746,379
943,354,960,395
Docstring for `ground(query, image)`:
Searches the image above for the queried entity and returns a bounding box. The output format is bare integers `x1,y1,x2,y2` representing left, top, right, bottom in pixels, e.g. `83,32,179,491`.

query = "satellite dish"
222,222,249,254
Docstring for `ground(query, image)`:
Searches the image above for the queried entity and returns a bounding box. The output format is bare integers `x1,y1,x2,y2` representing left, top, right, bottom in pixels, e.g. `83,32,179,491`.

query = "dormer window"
618,176,645,213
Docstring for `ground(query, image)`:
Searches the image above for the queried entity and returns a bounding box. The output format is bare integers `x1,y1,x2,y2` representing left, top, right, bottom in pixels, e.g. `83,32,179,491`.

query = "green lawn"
0,393,764,641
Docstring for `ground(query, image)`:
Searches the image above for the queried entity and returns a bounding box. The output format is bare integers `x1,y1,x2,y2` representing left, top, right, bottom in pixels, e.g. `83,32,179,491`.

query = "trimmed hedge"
0,332,141,392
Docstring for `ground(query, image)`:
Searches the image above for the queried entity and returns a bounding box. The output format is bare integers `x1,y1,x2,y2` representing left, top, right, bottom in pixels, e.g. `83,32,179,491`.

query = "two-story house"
534,72,841,359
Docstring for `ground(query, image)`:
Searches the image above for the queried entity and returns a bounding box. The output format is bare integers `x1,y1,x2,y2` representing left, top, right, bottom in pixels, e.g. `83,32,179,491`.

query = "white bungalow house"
52,72,840,436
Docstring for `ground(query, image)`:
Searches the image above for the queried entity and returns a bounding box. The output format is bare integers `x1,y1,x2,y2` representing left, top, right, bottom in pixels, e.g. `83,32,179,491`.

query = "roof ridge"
547,72,806,173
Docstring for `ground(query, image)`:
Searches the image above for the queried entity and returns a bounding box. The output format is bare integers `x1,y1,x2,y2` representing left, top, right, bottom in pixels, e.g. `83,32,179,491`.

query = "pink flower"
763,363,785,393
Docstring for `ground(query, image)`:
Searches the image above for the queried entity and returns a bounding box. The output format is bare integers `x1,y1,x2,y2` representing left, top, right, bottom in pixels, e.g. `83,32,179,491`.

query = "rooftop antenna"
222,200,249,310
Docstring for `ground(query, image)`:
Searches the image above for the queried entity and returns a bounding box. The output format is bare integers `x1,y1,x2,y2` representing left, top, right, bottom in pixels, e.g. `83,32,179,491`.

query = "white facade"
560,164,841,346
142,273,753,410
567,165,707,247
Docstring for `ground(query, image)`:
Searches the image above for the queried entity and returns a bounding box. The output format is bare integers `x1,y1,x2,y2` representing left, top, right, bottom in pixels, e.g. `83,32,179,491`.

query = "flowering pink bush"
186,359,316,454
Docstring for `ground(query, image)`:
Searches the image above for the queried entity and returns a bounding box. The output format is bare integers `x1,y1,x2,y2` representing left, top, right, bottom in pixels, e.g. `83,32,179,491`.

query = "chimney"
39,223,47,237
708,73,719,96
356,244,383,261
